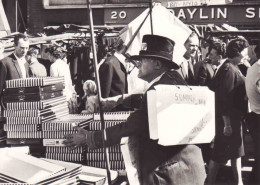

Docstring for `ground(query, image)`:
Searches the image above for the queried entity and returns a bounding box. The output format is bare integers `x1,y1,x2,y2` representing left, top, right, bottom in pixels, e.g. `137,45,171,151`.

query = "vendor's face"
136,58,156,82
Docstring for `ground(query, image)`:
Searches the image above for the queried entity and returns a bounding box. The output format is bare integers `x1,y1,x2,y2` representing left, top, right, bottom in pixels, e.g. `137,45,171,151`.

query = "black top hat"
130,35,179,69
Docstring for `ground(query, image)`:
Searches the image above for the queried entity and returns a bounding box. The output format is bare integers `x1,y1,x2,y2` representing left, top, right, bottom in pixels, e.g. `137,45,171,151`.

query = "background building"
1,0,260,34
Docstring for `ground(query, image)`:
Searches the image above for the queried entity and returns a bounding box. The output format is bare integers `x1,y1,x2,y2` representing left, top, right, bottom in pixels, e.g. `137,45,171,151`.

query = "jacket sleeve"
99,61,113,98
216,66,236,117
122,94,144,109
88,97,149,148
196,65,207,86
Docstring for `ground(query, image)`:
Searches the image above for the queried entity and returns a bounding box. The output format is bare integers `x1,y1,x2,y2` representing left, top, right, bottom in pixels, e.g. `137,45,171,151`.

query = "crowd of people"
0,32,259,185
0,33,77,113
64,32,260,185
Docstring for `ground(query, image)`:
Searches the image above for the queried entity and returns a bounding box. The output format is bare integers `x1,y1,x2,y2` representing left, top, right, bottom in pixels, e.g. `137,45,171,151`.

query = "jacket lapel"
178,62,187,80
214,60,228,80
211,60,228,89
11,54,23,78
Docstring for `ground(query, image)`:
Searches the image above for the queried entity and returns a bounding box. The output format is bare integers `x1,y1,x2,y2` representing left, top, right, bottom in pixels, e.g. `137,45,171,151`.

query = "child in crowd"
82,80,98,113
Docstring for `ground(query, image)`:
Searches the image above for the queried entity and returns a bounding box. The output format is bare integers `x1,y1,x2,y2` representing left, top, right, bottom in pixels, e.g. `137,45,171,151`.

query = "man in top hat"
64,35,206,185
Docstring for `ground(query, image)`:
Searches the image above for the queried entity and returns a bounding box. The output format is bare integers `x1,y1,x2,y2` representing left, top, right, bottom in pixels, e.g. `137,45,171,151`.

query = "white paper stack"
0,149,119,185
78,165,118,185
0,151,65,184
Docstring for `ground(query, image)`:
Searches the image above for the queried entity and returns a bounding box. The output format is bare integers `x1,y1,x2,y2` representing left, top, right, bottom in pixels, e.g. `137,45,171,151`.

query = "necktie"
213,68,217,78
187,60,194,84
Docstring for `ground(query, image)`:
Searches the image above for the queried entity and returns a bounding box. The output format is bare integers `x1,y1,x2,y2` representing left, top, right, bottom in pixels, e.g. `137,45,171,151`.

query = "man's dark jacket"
90,70,206,185
99,55,127,98
197,62,215,86
0,54,29,95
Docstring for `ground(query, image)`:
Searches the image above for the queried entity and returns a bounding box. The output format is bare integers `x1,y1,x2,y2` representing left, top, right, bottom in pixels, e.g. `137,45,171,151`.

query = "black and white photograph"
0,0,259,185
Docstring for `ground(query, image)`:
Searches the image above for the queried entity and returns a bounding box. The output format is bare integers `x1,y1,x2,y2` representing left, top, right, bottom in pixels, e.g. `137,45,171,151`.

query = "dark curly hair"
45,46,67,59
27,47,39,56
226,38,249,59
208,41,227,58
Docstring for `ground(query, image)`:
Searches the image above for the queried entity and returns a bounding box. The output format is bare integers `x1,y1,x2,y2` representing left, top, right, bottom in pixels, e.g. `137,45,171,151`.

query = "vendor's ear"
154,59,163,69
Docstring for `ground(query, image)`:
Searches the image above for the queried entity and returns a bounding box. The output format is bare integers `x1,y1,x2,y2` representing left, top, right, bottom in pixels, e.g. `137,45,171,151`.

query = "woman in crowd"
207,38,249,185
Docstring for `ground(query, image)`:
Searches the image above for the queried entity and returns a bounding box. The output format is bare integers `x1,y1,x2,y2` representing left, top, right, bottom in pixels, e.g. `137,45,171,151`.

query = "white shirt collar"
14,53,25,61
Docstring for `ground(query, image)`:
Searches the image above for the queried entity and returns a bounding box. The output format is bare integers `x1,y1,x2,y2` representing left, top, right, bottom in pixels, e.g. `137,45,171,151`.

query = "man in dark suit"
98,38,128,111
196,42,227,87
178,32,201,85
196,59,215,86
99,38,128,98
64,35,206,185
0,33,30,96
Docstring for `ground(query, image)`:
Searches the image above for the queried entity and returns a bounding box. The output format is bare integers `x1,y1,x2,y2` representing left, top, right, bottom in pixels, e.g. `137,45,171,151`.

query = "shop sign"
104,8,145,24
104,5,260,25
166,0,233,8
172,5,260,24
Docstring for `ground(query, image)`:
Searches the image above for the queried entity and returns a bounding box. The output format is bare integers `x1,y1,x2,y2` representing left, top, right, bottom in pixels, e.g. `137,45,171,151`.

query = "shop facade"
20,0,259,34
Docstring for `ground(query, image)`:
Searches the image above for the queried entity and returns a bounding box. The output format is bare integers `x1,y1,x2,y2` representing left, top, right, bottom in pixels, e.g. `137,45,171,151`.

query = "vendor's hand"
223,126,232,136
63,127,88,147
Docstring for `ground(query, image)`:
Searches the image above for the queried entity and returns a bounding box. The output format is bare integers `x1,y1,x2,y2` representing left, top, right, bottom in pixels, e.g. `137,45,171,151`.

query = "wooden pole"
125,9,150,50
86,0,112,184
149,0,153,35
15,0,18,32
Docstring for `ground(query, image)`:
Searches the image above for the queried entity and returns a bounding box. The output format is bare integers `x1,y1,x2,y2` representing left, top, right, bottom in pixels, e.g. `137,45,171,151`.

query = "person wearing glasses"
64,34,206,185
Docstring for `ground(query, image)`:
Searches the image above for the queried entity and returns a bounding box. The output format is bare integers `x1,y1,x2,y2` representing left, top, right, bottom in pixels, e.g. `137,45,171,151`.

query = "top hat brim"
130,54,180,70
